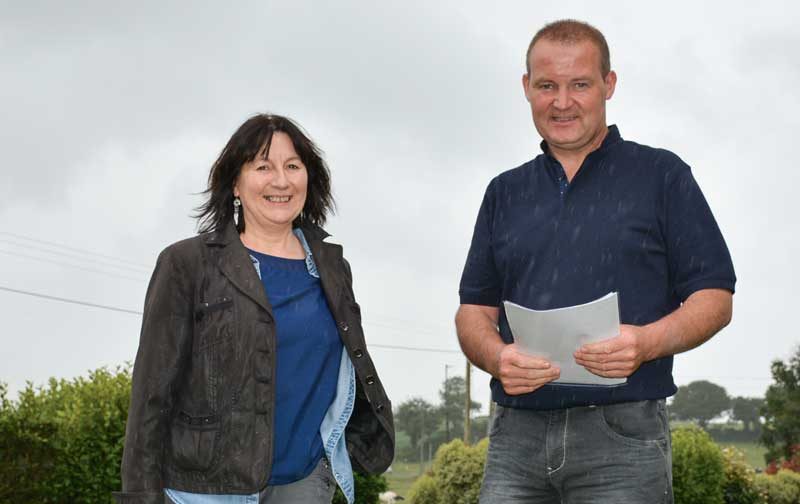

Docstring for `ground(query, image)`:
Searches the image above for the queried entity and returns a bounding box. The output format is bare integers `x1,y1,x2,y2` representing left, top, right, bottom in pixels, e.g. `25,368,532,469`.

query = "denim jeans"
166,457,335,504
258,457,336,504
479,400,672,504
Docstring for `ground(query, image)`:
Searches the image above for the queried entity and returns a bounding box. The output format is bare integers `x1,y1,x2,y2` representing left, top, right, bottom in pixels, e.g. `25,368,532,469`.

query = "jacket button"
353,349,363,358
366,375,375,385
339,322,349,332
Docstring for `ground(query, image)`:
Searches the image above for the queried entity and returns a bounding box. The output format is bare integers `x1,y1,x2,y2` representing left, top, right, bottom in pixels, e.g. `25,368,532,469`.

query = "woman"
115,114,394,504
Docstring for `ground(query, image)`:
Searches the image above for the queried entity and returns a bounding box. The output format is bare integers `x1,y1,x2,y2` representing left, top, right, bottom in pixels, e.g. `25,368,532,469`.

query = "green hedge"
407,473,440,504
672,426,726,504
1,367,386,504
754,470,800,504
0,367,131,503
333,471,388,504
721,446,760,504
407,438,488,504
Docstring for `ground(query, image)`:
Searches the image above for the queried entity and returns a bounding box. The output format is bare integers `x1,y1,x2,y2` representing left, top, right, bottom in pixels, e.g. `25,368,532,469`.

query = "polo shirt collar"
539,124,623,157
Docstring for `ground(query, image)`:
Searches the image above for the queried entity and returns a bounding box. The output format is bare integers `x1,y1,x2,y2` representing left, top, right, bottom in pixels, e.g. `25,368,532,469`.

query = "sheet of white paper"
503,292,626,386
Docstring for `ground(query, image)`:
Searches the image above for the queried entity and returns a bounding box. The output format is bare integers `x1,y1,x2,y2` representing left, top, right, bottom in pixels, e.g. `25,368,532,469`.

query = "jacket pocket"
169,411,220,472
194,298,234,349
194,298,233,318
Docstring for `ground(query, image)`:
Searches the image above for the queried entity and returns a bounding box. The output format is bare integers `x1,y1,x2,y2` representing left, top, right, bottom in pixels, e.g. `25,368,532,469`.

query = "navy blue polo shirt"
459,125,736,410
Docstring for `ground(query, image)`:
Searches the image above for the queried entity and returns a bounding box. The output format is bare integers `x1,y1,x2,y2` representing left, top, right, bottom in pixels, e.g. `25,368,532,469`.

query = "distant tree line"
670,380,763,430
669,346,800,466
393,375,484,464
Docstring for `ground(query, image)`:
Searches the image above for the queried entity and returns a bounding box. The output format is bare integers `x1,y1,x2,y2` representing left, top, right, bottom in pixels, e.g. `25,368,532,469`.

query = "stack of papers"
503,292,626,386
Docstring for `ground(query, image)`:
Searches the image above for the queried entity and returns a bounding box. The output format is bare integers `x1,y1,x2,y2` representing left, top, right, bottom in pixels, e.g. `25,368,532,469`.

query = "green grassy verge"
384,461,427,499
721,441,768,470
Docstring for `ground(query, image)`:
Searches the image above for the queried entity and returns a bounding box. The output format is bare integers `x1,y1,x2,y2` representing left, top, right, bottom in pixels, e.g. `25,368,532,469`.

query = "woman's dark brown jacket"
114,223,394,503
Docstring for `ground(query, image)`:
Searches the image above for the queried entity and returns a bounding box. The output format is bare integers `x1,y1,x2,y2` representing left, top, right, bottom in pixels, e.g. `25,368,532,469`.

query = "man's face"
523,39,616,155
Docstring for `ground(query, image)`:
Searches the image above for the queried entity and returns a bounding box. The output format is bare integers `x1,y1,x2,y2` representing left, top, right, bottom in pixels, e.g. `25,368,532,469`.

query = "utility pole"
464,359,472,444
444,364,452,441
419,407,426,475
488,398,495,437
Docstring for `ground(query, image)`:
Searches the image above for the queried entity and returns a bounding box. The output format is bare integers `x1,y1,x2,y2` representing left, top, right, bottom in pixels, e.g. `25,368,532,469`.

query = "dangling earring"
233,197,241,227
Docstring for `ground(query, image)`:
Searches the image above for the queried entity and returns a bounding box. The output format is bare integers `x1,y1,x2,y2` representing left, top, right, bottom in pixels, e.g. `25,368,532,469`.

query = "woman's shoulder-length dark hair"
195,113,335,234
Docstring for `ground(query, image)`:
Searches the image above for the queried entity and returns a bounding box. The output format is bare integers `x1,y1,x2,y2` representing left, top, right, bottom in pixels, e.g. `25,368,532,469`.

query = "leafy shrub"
333,471,388,504
0,367,131,504
672,425,726,504
720,446,759,504
408,438,488,504
1,367,388,504
761,348,800,464
432,438,488,504
766,444,800,474
754,470,800,504
407,473,440,504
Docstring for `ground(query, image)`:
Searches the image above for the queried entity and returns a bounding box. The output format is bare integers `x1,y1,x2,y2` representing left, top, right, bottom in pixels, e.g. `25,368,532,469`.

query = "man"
456,20,735,503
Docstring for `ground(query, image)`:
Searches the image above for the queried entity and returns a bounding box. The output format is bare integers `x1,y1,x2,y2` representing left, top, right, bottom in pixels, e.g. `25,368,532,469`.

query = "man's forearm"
642,288,733,361
455,305,504,377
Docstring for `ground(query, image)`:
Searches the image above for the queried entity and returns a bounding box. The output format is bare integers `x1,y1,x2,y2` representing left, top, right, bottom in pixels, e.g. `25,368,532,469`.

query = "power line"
0,285,142,315
363,319,452,338
0,234,460,339
367,311,454,333
2,285,768,373
0,237,152,274
0,232,151,269
0,249,148,283
369,343,460,354
0,285,459,354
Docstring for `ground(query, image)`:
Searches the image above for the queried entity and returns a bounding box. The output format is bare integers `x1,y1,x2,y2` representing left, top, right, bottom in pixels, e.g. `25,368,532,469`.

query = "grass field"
721,441,768,469
385,461,426,498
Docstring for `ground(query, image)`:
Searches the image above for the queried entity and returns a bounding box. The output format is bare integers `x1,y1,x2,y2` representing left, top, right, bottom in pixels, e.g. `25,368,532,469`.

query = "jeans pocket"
489,404,508,437
597,400,667,447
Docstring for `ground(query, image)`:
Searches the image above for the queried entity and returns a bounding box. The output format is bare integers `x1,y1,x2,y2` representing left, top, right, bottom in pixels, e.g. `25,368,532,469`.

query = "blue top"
247,248,343,484
459,125,736,410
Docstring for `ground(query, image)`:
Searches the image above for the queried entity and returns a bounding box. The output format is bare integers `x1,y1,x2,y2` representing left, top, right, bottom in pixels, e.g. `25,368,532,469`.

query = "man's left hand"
573,324,652,378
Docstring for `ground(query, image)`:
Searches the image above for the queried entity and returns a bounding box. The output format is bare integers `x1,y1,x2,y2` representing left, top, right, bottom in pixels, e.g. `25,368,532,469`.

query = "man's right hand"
495,343,560,395
455,304,560,395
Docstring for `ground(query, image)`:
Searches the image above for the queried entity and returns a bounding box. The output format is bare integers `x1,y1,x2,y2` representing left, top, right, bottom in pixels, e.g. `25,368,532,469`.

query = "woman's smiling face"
234,131,308,233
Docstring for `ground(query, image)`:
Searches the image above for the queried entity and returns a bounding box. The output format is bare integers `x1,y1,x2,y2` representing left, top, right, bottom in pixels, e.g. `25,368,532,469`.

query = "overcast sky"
2,1,798,414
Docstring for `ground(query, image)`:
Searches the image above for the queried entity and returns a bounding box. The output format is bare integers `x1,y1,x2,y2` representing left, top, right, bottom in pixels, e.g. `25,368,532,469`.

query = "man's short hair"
526,19,611,78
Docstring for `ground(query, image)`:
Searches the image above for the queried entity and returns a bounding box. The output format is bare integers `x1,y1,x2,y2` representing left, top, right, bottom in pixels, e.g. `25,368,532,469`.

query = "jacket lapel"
204,223,341,316
205,223,273,316
306,228,346,312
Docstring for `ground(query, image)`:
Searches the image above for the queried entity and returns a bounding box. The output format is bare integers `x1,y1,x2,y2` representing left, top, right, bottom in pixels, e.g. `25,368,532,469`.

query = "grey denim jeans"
258,457,336,504
479,399,673,504
165,457,336,504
